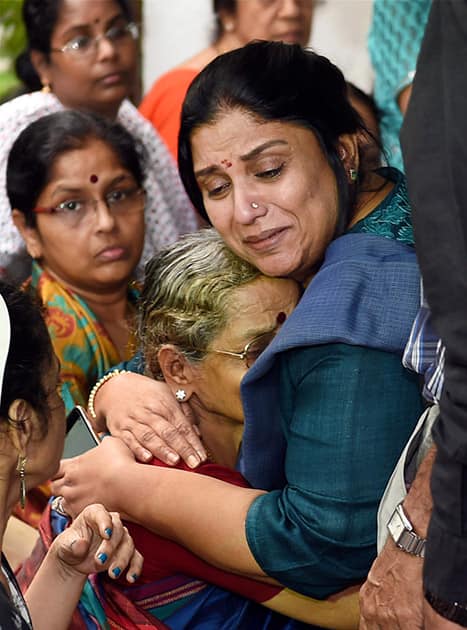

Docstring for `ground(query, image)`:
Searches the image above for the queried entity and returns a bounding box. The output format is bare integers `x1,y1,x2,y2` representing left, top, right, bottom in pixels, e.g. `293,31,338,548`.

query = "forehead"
54,0,124,31
234,0,313,15
191,109,318,164
44,139,128,186
225,276,299,319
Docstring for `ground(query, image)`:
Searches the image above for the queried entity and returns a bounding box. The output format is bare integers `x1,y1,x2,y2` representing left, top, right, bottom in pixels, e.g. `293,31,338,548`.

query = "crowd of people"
0,0,465,628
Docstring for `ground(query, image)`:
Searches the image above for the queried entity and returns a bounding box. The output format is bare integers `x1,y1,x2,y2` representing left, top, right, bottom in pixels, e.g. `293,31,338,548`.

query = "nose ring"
251,202,259,209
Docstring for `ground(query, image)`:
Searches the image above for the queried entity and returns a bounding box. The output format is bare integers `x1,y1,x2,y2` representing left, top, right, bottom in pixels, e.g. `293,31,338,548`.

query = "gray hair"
139,228,261,378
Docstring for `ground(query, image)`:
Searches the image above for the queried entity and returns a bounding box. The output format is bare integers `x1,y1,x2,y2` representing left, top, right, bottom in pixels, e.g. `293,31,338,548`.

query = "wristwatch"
425,590,467,626
387,502,426,557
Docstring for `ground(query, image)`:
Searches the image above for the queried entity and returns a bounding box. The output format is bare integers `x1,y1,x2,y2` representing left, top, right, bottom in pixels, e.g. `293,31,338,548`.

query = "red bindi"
276,312,287,324
220,159,232,168
90,174,98,183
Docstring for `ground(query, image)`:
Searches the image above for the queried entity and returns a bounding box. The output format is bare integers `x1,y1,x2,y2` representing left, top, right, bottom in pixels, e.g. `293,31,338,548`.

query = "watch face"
388,510,405,542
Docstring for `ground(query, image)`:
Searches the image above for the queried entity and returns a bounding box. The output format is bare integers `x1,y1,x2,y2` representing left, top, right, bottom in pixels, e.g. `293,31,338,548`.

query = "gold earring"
41,82,51,94
17,455,27,509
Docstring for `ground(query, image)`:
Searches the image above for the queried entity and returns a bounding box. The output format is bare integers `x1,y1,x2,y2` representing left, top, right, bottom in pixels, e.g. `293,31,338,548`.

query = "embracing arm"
242,344,423,597
54,446,360,628
55,344,422,599
55,438,269,580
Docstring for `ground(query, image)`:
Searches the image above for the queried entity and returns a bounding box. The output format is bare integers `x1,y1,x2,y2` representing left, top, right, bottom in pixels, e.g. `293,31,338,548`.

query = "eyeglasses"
50,22,139,59
34,187,145,229
194,330,277,369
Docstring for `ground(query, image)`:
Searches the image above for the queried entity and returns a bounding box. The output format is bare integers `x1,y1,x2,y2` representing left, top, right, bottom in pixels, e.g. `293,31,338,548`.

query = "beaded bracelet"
87,369,131,420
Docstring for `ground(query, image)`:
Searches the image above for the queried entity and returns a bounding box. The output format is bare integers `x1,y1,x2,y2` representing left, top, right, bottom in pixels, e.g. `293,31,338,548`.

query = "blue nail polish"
112,567,121,577
105,527,112,537
97,553,108,564
131,573,138,581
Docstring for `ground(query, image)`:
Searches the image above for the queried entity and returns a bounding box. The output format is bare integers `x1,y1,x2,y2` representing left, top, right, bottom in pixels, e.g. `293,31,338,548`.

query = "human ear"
30,49,51,89
157,345,196,400
338,133,360,173
12,210,44,260
218,7,236,30
6,399,35,455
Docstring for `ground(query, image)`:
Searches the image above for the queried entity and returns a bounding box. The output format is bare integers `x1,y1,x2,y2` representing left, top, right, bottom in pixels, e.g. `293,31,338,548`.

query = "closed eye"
256,163,285,180
207,181,231,199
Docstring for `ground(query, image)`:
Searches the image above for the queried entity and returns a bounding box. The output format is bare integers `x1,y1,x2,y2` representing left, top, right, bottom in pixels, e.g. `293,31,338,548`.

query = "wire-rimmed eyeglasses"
192,330,276,369
50,22,139,59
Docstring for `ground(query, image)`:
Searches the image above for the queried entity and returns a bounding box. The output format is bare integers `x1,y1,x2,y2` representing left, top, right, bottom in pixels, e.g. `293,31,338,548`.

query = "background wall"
142,0,374,96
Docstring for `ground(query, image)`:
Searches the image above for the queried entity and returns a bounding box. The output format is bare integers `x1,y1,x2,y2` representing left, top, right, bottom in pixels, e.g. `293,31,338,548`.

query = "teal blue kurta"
245,344,422,597
242,168,423,597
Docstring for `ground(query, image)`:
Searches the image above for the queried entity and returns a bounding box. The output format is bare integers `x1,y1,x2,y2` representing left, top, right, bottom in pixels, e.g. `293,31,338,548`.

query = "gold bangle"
87,369,131,421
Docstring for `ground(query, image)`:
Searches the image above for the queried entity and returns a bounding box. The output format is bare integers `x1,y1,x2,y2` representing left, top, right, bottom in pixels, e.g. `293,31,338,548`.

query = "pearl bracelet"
87,369,131,420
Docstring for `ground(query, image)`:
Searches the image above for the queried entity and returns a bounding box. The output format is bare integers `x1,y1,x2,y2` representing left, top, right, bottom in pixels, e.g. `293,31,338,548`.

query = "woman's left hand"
51,437,136,519
51,504,143,582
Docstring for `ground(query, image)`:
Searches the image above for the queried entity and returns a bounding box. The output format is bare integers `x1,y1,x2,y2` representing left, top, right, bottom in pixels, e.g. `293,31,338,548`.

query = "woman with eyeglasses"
6,109,145,525
0,0,198,285
20,230,360,629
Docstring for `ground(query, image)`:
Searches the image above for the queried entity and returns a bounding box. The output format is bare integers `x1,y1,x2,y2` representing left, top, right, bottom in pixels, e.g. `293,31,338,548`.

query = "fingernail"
142,449,152,461
187,454,200,469
131,573,138,582
167,452,179,465
97,553,108,564
112,567,121,577
196,449,207,461
105,528,112,538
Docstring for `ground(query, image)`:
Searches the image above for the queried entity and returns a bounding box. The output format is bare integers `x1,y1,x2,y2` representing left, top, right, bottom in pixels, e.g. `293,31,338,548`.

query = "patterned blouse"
0,91,199,284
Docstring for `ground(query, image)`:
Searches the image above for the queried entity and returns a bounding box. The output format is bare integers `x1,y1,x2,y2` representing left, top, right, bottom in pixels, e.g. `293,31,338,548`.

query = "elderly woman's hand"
51,438,136,519
92,372,206,467
50,504,143,582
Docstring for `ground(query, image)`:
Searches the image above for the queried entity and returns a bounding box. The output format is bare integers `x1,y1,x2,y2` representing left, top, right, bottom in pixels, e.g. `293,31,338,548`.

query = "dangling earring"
41,82,51,94
175,389,187,402
349,168,358,182
17,455,27,509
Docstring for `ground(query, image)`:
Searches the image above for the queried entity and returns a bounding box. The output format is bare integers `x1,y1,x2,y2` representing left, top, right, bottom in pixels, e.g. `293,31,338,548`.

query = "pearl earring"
175,389,187,401
251,202,259,209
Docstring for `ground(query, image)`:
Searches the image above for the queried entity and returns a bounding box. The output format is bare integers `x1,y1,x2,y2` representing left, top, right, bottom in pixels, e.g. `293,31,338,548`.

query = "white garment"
0,91,198,283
